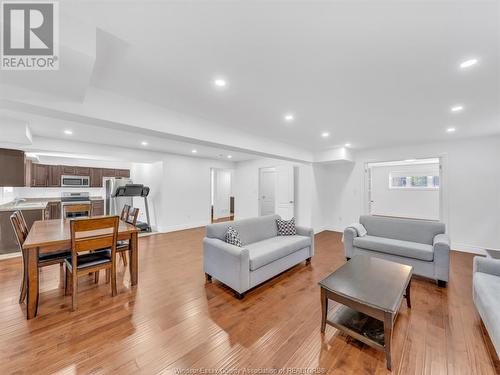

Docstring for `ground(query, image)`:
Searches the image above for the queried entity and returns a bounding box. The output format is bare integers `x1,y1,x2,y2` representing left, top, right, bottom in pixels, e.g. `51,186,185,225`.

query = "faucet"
13,198,27,206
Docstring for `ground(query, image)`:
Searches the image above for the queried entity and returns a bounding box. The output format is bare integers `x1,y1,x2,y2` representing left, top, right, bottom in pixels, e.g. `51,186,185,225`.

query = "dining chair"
10,211,70,304
63,204,92,218
117,207,139,266
65,216,119,311
120,204,131,221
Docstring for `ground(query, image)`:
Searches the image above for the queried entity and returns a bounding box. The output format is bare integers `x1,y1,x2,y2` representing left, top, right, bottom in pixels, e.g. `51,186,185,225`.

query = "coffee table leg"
384,312,393,370
320,287,327,333
406,279,412,308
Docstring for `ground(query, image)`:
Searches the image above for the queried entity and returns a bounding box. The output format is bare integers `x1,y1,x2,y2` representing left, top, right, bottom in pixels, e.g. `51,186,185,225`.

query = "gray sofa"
344,215,450,286
203,214,314,298
473,256,500,357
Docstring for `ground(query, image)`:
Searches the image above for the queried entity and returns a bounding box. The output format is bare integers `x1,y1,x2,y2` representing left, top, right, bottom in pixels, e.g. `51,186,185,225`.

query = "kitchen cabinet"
24,159,32,187
47,201,61,220
90,168,103,187
102,168,116,177
75,166,90,176
61,165,76,175
91,200,104,216
48,165,62,187
0,148,26,187
116,169,130,178
31,164,49,187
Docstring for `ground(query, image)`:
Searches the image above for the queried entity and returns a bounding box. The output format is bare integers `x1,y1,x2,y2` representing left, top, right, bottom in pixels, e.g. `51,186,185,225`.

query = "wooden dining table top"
23,218,140,250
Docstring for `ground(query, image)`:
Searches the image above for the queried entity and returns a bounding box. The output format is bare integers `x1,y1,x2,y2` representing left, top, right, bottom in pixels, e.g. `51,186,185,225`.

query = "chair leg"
120,251,128,267
19,254,27,304
64,267,71,296
111,265,117,297
94,271,100,284
71,272,77,311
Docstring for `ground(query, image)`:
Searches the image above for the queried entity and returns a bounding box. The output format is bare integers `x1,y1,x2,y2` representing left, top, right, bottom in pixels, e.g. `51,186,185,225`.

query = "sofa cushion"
474,272,500,354
359,215,445,245
206,215,280,245
353,235,434,261
247,235,311,271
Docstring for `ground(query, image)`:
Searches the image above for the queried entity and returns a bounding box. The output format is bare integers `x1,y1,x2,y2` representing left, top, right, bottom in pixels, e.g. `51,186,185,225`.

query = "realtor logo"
1,1,59,70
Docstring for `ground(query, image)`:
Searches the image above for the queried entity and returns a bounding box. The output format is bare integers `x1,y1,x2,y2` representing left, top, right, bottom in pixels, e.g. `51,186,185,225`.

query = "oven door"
61,176,90,187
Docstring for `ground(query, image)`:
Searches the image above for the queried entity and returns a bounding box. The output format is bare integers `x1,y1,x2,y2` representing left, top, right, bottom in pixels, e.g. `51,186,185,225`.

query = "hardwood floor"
0,230,497,374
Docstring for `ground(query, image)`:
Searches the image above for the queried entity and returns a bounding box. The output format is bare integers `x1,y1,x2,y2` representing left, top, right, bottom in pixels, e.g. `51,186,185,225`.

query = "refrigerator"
104,177,133,216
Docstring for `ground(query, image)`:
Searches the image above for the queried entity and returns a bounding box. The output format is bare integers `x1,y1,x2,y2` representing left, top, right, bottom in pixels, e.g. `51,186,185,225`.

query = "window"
389,174,439,189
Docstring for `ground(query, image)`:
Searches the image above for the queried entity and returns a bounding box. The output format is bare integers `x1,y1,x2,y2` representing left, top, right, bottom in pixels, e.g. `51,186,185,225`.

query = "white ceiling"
1,1,499,157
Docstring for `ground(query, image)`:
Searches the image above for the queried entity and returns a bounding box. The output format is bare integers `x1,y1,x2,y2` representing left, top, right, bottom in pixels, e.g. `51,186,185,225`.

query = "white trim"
451,243,488,255
0,252,21,260
159,220,209,233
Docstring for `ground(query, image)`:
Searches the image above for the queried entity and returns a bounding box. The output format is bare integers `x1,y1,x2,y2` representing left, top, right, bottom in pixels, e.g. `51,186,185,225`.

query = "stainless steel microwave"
61,175,90,187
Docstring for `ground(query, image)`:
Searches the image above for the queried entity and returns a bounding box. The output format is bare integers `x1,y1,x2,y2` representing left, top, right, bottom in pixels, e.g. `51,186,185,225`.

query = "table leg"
320,287,327,333
384,312,393,370
406,279,412,308
26,248,39,319
129,232,138,286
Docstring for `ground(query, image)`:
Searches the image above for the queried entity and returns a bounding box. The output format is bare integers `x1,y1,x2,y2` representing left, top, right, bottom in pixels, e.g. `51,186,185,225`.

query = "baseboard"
451,243,489,255
158,221,209,233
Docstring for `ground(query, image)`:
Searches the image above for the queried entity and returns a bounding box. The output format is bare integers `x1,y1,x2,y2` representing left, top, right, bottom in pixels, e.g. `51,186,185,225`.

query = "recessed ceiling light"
451,105,463,112
405,159,416,162
141,141,148,146
460,58,478,69
344,143,351,147
227,155,233,159
191,149,198,154
284,113,294,122
213,78,227,88
321,132,330,138
64,129,73,135
446,127,456,133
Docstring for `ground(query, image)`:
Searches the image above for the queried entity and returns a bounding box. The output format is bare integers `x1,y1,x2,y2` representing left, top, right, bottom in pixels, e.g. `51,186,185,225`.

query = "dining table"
22,217,140,319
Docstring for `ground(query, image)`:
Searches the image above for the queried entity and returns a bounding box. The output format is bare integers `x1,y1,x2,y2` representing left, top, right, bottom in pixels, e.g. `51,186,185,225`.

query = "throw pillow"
225,226,242,247
276,217,297,236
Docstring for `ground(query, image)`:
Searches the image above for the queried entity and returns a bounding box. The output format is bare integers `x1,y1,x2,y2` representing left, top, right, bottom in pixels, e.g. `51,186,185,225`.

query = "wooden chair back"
10,211,28,249
125,207,140,226
63,204,92,218
70,216,119,255
120,205,131,221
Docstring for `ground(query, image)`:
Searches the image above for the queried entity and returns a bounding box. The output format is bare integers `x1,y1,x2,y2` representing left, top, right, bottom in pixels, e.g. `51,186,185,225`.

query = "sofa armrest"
433,233,450,282
296,225,315,257
474,256,500,278
343,227,358,257
203,237,250,293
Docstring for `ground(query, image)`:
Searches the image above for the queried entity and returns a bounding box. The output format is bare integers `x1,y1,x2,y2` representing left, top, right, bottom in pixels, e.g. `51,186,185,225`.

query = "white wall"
320,136,500,254
370,163,440,220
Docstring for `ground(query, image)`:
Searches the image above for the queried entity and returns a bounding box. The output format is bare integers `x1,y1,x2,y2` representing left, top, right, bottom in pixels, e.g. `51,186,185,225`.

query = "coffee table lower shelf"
326,305,385,350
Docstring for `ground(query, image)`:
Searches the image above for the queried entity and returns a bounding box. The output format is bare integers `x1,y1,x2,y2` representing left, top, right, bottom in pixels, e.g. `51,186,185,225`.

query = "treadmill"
114,184,152,232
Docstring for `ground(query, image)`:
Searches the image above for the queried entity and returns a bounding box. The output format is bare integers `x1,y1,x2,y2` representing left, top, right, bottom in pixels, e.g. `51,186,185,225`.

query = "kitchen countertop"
0,197,104,212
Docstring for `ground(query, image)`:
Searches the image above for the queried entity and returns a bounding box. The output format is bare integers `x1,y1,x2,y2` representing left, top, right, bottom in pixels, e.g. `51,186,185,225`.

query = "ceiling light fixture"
227,155,233,159
460,58,478,69
446,127,456,133
141,141,148,146
64,130,73,135
344,143,351,147
284,113,294,122
191,149,198,154
213,78,227,88
451,105,463,112
321,132,330,138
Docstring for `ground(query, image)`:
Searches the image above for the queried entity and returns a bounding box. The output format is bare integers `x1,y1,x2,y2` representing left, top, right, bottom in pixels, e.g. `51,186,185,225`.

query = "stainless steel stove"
60,192,91,218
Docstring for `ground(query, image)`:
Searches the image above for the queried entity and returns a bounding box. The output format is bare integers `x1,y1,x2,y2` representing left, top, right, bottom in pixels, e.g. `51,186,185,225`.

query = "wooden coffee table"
319,255,412,370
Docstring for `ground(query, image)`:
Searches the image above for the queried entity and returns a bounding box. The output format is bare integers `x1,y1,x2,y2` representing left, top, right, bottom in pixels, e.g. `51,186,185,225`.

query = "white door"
213,169,232,219
259,168,276,216
276,165,295,219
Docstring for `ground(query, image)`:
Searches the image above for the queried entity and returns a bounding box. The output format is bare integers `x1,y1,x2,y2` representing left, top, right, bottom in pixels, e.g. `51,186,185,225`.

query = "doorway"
259,165,295,219
366,158,441,221
210,168,234,223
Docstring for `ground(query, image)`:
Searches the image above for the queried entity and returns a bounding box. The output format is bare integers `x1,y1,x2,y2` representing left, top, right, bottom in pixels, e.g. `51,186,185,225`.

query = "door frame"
363,156,449,230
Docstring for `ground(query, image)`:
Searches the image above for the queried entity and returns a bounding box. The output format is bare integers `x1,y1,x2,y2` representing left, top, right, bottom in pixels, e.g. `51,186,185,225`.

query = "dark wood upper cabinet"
31,164,49,187
90,168,103,187
74,166,90,176
101,168,116,177
61,165,75,175
24,159,32,187
0,148,26,187
48,165,61,187
116,169,130,178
